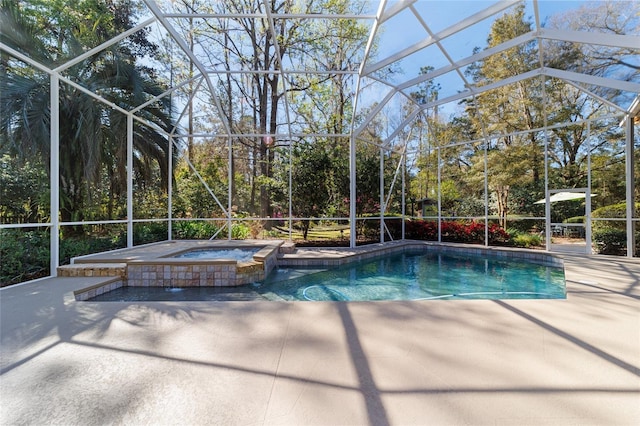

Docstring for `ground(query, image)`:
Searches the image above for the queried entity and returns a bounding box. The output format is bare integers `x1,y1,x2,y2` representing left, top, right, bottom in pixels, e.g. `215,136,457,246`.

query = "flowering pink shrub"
488,223,510,244
400,220,511,245
404,220,438,240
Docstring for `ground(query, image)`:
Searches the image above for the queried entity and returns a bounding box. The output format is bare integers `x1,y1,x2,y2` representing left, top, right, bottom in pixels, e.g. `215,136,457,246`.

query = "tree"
542,0,638,203
171,0,372,221
408,66,443,210
288,141,332,239
460,4,544,226
173,141,229,219
0,0,176,234
0,155,48,224
287,0,370,218
192,0,304,219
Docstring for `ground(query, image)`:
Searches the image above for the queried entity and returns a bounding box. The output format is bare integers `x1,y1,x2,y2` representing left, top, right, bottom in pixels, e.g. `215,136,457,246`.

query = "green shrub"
172,220,219,239
2,227,135,286
59,236,123,264
592,202,640,231
512,233,543,248
564,216,584,224
592,229,626,255
134,222,168,244
1,229,50,286
506,219,538,233
359,217,381,240
230,223,250,239
506,228,521,238
592,202,638,218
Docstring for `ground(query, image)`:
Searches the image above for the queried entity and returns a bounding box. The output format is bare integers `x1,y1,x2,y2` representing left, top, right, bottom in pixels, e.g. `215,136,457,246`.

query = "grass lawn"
269,224,351,242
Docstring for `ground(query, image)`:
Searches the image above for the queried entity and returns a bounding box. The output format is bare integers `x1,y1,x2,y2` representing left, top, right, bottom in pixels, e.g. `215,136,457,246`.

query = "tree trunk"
496,184,509,228
302,221,310,240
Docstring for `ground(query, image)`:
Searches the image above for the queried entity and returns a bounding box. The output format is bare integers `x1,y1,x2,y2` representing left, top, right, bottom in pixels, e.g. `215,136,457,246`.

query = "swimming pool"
88,250,565,301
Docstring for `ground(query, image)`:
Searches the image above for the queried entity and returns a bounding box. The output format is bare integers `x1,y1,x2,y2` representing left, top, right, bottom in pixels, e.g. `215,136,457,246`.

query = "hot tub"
125,243,281,288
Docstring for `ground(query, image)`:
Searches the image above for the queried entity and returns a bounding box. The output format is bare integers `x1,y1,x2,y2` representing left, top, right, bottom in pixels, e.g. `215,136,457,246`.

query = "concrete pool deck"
1,246,638,425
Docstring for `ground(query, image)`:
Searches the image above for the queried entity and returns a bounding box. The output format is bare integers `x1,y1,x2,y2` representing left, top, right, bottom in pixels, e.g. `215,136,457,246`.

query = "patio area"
1,250,638,425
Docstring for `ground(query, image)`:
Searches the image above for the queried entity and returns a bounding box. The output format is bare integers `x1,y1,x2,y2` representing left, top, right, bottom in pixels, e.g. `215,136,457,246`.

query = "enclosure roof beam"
432,111,624,150
130,74,202,114
410,4,474,103
203,69,359,75
57,70,173,137
416,68,542,111
363,0,518,75
537,28,640,50
414,64,640,112
142,0,232,136
381,108,421,146
262,0,296,143
629,95,640,116
352,88,397,137
378,0,416,25
619,95,640,126
1,20,173,137
542,67,640,93
563,80,627,113
0,42,52,74
53,17,157,73
180,133,351,138
58,74,130,116
533,0,546,70
162,13,376,19
395,31,536,92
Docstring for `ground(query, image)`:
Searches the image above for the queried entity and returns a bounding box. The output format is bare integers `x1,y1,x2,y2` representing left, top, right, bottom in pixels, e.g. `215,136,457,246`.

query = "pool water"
173,248,259,262
89,251,565,302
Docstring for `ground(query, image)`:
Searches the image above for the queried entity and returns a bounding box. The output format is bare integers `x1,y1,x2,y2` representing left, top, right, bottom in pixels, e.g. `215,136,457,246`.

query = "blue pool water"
89,250,565,302
173,248,259,262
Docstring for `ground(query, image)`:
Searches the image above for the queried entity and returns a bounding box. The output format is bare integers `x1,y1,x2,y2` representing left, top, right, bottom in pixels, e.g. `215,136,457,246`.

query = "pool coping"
279,239,563,267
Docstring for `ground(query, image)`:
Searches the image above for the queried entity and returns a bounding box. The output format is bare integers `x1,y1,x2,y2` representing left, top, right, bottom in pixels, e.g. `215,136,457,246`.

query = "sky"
369,1,602,117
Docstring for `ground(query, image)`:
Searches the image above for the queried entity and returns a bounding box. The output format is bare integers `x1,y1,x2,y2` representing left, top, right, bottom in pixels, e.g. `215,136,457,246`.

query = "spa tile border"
74,277,124,301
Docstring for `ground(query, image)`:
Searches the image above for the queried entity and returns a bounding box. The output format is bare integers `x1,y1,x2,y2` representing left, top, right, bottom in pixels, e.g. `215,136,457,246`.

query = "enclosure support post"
228,136,233,241
288,137,293,242
625,115,635,258
541,76,551,251
380,147,384,243
127,114,133,248
168,136,173,241
350,135,357,248
402,148,406,240
437,148,442,243
473,94,490,246
544,134,551,252
483,139,489,246
50,73,60,277
348,0,386,248
585,121,592,254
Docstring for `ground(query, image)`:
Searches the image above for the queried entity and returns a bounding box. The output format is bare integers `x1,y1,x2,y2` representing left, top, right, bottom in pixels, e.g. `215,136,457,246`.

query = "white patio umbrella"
533,192,596,204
